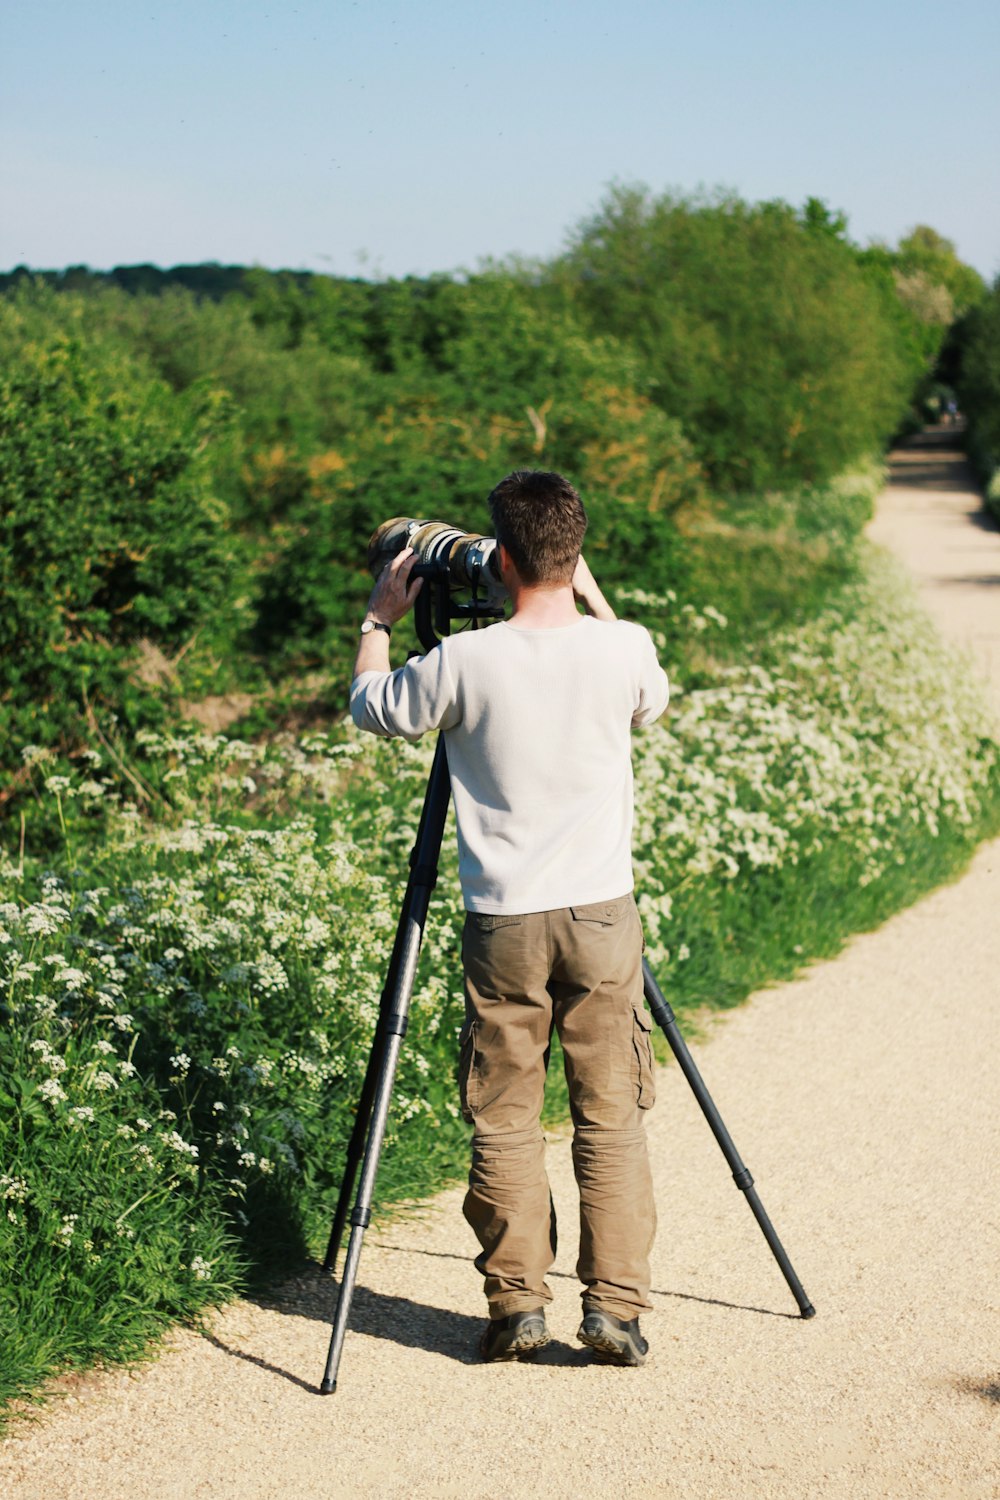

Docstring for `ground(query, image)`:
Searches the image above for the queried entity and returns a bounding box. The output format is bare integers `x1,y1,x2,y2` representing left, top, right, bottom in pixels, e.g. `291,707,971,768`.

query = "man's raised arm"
572,554,617,622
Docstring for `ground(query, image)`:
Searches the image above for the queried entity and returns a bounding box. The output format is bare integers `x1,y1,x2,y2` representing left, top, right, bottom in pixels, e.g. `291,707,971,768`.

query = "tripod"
319,577,814,1395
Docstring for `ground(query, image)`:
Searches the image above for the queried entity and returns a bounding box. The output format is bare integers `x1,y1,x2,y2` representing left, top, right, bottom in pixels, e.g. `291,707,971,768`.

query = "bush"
0,324,241,774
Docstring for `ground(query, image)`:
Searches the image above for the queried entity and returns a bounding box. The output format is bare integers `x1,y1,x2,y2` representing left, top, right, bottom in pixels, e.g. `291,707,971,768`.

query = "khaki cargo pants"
459,893,657,1323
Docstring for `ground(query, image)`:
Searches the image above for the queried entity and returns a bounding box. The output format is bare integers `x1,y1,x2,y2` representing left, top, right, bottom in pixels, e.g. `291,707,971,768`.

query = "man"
350,470,670,1366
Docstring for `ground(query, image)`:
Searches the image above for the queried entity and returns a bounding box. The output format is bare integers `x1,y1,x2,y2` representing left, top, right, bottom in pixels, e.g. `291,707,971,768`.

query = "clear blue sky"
3,0,998,280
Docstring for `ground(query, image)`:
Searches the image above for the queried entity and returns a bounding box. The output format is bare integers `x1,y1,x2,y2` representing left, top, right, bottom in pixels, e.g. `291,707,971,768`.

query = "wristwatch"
360,619,391,637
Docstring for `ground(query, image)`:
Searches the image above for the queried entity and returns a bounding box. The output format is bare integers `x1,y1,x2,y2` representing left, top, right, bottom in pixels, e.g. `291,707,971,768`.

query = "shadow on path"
888,460,975,493
954,1375,1000,1407
198,1329,321,1394
926,574,1000,589
201,1240,803,1394
203,1282,588,1390
888,428,996,536
364,1242,803,1321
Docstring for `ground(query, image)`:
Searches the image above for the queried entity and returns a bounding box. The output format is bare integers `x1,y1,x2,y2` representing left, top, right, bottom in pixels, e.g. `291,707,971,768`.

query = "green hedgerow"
0,326,242,775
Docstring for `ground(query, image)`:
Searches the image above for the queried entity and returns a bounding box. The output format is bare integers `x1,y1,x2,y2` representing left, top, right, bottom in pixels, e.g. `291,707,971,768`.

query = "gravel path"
868,429,1000,719
3,433,999,1499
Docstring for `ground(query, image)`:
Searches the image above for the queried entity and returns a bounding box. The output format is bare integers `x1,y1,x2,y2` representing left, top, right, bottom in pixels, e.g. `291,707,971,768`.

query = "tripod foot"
319,1377,337,1395
800,1304,817,1319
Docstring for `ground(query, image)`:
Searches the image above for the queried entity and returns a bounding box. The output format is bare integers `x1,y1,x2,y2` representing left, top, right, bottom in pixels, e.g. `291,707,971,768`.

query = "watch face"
361,620,374,634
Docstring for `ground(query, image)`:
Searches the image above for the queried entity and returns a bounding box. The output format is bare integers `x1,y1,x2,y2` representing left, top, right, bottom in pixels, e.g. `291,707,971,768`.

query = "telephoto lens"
368,517,507,607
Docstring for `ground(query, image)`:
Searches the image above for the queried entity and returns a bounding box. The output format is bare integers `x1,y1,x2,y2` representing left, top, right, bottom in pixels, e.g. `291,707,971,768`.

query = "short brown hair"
487,470,587,585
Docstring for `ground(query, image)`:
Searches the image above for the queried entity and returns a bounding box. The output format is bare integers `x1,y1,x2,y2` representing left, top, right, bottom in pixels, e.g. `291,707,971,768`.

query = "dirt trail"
3,433,999,1499
868,428,1000,718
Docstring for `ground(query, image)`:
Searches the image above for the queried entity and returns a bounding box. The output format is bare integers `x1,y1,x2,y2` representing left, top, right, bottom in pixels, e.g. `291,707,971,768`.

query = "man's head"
487,470,587,587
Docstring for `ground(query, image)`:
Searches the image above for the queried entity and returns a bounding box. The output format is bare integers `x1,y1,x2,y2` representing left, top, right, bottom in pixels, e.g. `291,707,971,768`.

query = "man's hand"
353,547,424,683
572,554,616,622
365,546,423,626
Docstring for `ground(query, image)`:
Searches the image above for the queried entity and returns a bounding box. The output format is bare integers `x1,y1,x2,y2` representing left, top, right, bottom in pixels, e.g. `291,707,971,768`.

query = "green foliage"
855,230,984,428
0,261,258,301
0,254,903,773
251,275,705,673
0,731,471,1413
894,226,986,318
555,185,916,491
797,196,850,242
1,283,381,526
0,208,978,763
679,462,884,649
111,288,377,469
0,274,698,765
956,277,1000,512
0,317,242,770
1,1003,240,1415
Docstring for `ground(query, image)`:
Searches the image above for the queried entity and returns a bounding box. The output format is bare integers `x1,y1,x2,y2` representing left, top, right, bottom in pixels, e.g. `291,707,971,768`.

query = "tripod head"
367,516,508,651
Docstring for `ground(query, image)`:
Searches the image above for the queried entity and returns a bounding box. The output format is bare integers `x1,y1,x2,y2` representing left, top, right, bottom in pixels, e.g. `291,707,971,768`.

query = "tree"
557,186,915,491
895,227,985,317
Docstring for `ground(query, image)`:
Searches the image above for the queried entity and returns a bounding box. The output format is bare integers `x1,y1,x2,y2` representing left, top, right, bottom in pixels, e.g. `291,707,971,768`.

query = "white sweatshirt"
350,616,669,914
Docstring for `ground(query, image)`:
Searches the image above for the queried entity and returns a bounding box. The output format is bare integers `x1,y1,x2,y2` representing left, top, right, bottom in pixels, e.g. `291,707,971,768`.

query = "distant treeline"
0,262,289,301
0,188,988,782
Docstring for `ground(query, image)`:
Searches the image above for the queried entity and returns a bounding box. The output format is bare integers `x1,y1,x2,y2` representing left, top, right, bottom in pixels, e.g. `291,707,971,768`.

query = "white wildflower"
56,1213,79,1244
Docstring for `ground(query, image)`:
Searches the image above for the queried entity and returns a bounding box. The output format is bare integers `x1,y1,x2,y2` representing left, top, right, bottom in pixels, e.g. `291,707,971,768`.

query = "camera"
367,516,508,651
367,517,507,610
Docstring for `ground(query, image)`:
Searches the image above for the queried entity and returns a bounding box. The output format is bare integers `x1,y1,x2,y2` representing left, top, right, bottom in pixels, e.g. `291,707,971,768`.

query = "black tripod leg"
322,730,454,1273
320,738,453,1393
322,921,409,1273
643,960,816,1319
321,1016,385,1274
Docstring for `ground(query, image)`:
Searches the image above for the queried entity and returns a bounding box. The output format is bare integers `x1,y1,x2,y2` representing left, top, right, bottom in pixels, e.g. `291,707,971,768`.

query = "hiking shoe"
479,1310,551,1362
577,1309,649,1366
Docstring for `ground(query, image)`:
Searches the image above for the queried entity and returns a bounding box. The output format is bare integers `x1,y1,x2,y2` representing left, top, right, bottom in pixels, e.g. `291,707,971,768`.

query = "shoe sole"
481,1322,551,1362
578,1323,647,1367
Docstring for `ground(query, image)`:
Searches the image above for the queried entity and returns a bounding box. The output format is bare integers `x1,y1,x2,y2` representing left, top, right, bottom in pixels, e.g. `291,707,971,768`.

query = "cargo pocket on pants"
570,898,630,928
631,1003,656,1110
458,1018,480,1124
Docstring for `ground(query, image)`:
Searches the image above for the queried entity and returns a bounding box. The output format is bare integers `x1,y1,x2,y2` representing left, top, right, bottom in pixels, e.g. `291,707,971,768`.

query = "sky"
3,0,999,282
